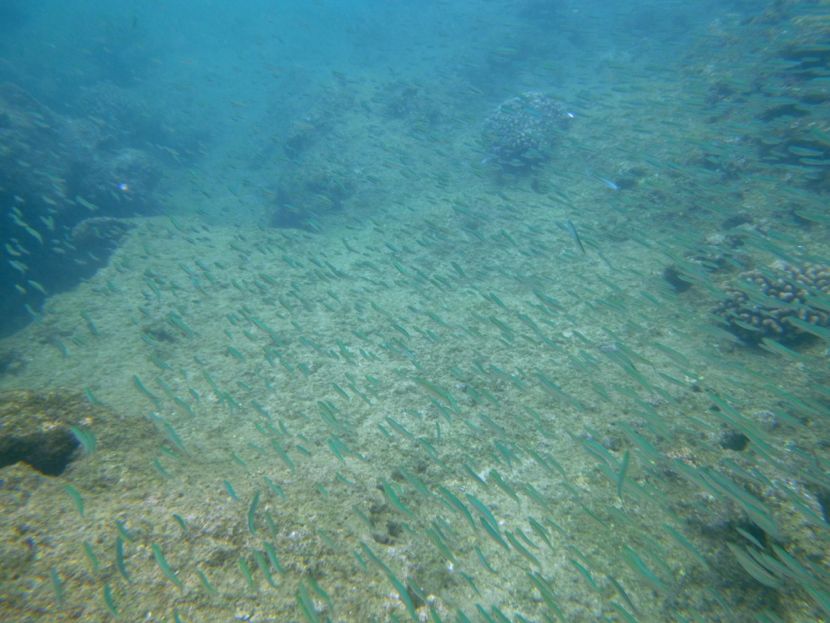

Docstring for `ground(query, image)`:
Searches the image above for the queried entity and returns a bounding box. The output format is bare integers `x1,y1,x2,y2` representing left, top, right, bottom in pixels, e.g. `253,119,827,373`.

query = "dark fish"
559,219,586,254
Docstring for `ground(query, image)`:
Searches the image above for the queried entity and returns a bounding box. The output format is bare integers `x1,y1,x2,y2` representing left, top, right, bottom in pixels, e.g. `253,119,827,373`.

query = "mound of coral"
713,260,830,343
481,91,572,171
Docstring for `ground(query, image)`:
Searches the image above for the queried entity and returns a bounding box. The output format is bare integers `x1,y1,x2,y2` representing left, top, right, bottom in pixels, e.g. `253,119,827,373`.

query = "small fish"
151,543,183,589
559,220,586,254
224,480,239,501
9,259,28,273
75,195,100,211
28,279,48,296
617,450,630,498
49,568,64,605
5,242,23,256
596,175,620,191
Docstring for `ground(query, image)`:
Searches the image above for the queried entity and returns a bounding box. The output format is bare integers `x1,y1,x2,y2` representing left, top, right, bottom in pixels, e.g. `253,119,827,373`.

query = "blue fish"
595,175,620,191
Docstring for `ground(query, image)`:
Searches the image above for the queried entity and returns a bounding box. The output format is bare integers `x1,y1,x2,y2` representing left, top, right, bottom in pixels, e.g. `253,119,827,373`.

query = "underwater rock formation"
270,166,356,230
481,91,573,171
0,389,158,477
70,216,134,248
0,83,161,221
0,349,25,376
0,83,70,209
0,390,97,475
68,147,161,218
0,82,164,334
713,260,830,343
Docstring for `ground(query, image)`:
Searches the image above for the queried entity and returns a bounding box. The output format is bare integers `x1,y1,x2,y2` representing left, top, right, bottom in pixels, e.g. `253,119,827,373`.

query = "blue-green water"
0,1,828,621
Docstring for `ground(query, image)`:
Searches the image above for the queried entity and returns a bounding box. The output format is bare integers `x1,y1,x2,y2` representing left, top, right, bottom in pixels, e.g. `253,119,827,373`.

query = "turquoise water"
0,2,828,621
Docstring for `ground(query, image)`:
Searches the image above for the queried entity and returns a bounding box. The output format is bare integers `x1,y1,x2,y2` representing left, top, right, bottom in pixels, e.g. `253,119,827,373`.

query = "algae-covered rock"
0,389,106,475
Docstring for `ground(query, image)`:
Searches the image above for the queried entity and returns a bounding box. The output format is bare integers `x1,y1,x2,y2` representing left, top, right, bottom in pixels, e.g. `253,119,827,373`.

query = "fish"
596,175,620,191
558,219,586,254
586,168,620,190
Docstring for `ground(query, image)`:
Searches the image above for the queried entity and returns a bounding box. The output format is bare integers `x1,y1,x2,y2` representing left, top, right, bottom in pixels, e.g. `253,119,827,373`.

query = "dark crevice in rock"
0,430,79,476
